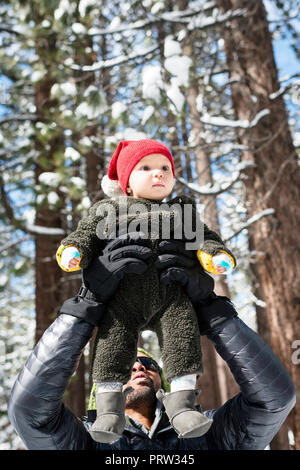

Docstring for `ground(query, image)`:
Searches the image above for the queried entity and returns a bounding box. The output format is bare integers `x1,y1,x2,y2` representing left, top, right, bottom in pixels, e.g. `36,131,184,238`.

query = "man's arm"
203,313,296,450
8,234,153,450
8,314,95,450
155,242,296,450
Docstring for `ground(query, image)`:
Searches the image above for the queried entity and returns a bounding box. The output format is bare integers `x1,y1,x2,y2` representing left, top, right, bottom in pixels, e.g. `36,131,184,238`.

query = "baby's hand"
212,253,234,274
214,264,227,274
68,257,81,269
58,245,81,271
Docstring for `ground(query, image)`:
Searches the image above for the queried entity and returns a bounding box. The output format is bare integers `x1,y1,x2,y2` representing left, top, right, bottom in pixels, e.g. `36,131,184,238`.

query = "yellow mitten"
197,250,235,275
56,244,82,272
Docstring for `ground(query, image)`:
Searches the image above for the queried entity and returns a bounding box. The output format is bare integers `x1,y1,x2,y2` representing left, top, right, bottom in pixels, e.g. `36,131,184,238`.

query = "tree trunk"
34,33,65,343
216,0,300,449
64,31,102,414
156,18,182,191
176,7,239,407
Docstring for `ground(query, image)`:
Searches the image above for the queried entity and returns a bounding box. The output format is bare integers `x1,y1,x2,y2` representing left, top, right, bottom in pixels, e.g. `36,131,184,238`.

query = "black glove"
59,288,106,327
60,233,153,326
82,232,153,303
155,239,215,305
196,295,238,335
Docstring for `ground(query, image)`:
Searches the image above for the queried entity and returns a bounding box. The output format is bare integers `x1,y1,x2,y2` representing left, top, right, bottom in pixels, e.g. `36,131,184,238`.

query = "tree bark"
34,33,65,343
176,0,240,408
216,0,300,449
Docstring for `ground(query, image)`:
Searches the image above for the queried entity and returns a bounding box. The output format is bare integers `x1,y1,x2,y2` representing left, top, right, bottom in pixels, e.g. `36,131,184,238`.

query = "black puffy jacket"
8,313,295,450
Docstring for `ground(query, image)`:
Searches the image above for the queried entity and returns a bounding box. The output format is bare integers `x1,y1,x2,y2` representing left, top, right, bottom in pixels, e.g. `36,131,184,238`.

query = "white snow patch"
112,101,127,119
142,65,164,103
48,192,60,205
31,70,46,83
78,0,98,17
151,1,164,14
72,23,87,34
70,177,85,189
164,55,192,87
167,81,185,113
65,147,81,162
164,36,182,58
51,82,77,97
141,105,155,125
38,172,61,187
81,196,91,209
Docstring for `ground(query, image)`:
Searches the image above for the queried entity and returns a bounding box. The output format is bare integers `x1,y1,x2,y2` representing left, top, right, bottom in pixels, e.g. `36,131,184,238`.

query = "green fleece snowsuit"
60,194,234,384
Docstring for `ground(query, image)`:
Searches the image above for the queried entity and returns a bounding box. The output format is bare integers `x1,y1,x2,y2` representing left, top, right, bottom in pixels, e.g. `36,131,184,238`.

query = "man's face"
123,353,162,408
127,154,174,200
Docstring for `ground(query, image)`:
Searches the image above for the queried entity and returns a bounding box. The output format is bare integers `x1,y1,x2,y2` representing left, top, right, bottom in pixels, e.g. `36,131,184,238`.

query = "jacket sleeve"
60,200,109,269
8,314,95,450
202,224,236,264
204,317,296,450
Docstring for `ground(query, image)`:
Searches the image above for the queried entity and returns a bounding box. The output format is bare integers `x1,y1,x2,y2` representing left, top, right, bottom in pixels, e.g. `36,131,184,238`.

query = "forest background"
0,0,299,450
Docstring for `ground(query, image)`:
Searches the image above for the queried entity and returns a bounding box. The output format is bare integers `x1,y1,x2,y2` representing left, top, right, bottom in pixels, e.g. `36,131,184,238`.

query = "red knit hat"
101,139,175,197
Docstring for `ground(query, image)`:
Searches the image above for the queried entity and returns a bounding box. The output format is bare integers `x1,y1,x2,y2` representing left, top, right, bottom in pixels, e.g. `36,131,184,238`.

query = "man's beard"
124,379,157,410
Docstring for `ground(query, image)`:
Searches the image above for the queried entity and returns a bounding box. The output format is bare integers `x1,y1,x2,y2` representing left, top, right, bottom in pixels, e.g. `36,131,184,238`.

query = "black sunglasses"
135,356,160,373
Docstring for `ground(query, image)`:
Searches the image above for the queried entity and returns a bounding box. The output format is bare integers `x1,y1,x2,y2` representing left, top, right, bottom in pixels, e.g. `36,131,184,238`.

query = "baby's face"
127,154,175,200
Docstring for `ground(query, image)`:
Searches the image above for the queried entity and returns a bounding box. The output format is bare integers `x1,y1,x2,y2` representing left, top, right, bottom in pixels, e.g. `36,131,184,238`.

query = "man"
87,351,171,441
8,234,296,450
123,352,164,431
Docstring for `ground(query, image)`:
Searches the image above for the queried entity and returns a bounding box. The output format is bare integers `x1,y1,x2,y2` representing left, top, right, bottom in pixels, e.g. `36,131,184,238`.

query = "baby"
56,139,236,443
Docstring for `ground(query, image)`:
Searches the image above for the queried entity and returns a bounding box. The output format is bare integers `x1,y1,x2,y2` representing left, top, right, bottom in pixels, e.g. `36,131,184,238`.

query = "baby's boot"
89,390,126,443
156,389,212,438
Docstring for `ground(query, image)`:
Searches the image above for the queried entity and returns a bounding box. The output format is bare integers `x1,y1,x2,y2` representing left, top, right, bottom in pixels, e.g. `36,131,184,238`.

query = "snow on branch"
70,44,159,72
89,18,155,36
0,236,31,254
25,224,66,237
0,114,39,126
0,174,66,238
87,2,217,36
0,23,23,36
200,109,270,129
269,78,300,100
268,7,300,24
187,8,247,31
177,161,254,196
87,5,245,38
279,72,300,83
224,208,275,243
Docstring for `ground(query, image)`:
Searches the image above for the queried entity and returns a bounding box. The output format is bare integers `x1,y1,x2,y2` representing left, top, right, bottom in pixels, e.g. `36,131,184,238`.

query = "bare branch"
261,154,298,204
0,174,15,222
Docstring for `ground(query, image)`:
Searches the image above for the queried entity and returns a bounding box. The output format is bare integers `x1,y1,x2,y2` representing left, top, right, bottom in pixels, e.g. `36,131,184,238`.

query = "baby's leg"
152,285,212,438
152,286,202,382
91,305,139,384
90,305,140,443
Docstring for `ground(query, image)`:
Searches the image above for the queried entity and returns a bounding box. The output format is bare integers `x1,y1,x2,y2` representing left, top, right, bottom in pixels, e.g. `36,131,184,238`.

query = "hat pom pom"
101,175,124,197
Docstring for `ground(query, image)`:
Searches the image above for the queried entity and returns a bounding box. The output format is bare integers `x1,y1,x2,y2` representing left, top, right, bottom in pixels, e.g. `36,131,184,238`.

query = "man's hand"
155,239,215,305
155,239,237,334
60,233,153,327
82,232,153,303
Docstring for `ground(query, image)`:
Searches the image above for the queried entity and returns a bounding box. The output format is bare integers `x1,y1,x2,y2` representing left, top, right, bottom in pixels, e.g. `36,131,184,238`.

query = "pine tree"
216,0,300,449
